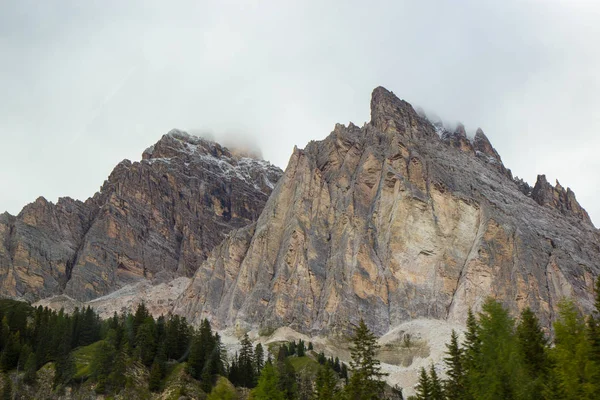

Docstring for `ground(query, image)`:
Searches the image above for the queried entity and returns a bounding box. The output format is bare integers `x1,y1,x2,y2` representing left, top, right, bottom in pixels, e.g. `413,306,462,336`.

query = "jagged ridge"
175,86,600,336
0,131,283,301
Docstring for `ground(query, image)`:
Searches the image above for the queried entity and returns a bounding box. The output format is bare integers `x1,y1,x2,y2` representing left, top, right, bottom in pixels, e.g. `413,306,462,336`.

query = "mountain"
174,87,600,336
0,130,282,302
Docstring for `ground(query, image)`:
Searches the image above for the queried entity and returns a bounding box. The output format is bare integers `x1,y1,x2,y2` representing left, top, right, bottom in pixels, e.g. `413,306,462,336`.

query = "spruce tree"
314,364,338,400
252,361,284,400
551,298,598,399
254,343,265,377
238,333,255,387
443,330,467,400
429,365,443,400
414,367,431,400
149,359,162,392
344,319,387,400
23,353,36,384
517,307,549,398
276,356,297,399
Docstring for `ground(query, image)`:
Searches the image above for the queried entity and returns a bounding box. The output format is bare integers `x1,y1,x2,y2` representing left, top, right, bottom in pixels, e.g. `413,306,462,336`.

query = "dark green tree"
344,319,387,400
414,367,431,400
23,353,36,384
429,365,443,400
276,357,297,400
314,364,338,400
254,343,264,378
1,375,11,400
550,298,597,400
149,359,162,392
517,307,549,397
443,330,467,400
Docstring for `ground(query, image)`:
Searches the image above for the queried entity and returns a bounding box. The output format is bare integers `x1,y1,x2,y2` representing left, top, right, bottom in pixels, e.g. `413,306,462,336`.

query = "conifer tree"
252,361,284,400
238,333,255,387
517,307,549,397
344,319,387,400
149,359,162,392
276,357,297,400
314,364,338,400
254,343,264,377
297,339,306,357
551,298,598,399
308,342,314,351
414,367,431,400
443,330,467,400
429,365,443,400
23,353,36,384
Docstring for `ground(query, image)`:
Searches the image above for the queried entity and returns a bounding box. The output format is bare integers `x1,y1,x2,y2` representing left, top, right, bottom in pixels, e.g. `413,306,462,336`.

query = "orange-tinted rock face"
175,87,600,336
0,131,282,301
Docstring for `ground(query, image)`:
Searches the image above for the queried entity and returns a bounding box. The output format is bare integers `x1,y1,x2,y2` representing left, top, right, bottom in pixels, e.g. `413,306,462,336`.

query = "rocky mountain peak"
370,86,435,138
532,174,591,224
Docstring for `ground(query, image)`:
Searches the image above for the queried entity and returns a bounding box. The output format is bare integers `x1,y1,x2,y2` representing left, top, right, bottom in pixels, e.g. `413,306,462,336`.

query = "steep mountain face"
0,131,282,301
175,87,600,336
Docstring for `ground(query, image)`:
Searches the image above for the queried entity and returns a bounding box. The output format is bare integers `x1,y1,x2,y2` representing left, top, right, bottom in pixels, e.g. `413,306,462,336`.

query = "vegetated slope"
0,131,283,302
175,86,600,336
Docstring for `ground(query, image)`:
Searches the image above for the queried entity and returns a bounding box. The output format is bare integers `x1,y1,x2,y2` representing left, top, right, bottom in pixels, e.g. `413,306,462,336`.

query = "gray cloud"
1,0,599,225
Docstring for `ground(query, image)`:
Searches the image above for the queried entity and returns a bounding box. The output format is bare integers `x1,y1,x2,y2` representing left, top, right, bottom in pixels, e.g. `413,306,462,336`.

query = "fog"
1,1,599,225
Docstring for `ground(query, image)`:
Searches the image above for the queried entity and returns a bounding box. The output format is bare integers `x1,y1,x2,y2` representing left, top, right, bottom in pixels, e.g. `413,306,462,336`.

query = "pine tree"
276,357,297,399
517,307,549,397
414,367,431,400
308,342,314,351
470,298,523,400
149,359,162,392
429,365,443,400
344,319,387,400
252,361,284,400
107,348,127,393
135,318,157,367
314,364,338,400
443,330,466,400
297,339,306,357
238,333,255,387
462,309,480,372
254,343,265,377
23,353,36,384
551,298,598,400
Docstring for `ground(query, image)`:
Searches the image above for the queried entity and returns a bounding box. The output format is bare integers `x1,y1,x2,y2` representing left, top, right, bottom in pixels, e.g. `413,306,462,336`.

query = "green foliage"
344,319,387,400
443,330,466,400
549,298,598,400
251,361,285,400
23,352,37,384
1,375,11,400
414,367,431,399
276,356,297,399
149,359,162,392
314,364,338,400
208,376,237,400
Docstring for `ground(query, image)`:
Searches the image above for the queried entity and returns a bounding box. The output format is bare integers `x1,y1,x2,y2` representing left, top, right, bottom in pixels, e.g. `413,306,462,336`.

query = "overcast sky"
1,0,599,226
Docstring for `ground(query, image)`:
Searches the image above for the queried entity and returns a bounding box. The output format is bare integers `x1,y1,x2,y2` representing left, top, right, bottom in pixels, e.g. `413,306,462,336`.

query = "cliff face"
0,131,282,301
175,87,600,336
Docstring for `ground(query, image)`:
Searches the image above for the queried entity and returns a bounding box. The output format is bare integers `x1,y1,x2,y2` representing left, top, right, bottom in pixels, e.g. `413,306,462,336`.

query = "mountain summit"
0,131,282,301
174,87,599,335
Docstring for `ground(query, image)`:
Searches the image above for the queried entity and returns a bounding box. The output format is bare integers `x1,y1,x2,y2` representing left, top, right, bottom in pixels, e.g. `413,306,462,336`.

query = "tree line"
412,278,600,400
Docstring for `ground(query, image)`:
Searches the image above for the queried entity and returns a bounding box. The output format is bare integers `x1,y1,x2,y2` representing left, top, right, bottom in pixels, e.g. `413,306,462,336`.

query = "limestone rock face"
531,175,592,224
175,87,600,336
0,131,282,301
